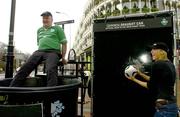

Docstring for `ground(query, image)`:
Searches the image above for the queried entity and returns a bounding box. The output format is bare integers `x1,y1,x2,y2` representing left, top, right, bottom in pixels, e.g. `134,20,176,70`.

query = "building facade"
73,0,180,59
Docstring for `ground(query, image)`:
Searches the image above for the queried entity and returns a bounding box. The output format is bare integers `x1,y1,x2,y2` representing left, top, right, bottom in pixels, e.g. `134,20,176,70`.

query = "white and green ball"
124,65,137,77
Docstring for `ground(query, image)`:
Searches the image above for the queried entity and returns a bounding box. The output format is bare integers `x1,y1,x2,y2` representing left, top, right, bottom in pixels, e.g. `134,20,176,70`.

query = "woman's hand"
125,72,137,81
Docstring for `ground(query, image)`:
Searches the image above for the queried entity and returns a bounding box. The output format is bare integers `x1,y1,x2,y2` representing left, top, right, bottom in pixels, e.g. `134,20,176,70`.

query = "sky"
0,0,88,54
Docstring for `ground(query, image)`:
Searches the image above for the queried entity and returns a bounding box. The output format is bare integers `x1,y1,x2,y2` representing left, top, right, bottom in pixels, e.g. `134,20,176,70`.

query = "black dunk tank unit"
92,11,176,117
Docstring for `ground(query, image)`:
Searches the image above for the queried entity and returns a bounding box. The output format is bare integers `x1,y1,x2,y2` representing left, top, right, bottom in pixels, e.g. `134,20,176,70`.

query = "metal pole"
54,20,74,51
62,24,64,30
174,1,179,42
173,0,180,109
5,0,16,78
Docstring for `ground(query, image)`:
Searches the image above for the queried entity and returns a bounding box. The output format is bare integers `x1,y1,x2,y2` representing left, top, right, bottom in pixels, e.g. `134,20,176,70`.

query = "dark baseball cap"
41,11,52,17
149,42,169,53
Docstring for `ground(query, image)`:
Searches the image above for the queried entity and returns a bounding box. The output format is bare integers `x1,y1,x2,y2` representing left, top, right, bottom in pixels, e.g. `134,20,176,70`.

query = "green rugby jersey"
37,25,67,51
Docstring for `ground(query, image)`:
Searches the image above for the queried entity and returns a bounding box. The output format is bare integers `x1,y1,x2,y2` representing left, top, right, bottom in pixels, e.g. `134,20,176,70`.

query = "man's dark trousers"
9,50,60,87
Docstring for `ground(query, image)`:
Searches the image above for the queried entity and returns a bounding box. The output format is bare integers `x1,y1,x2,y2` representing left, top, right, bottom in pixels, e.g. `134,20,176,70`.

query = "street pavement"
78,89,92,117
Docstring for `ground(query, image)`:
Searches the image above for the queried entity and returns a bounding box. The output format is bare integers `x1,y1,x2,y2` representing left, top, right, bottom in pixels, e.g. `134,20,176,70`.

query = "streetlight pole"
54,12,74,49
54,20,74,49
5,0,16,78
54,20,75,29
55,11,70,30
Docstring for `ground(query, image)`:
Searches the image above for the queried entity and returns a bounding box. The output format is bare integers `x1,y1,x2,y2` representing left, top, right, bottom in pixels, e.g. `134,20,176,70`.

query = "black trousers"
9,50,61,87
